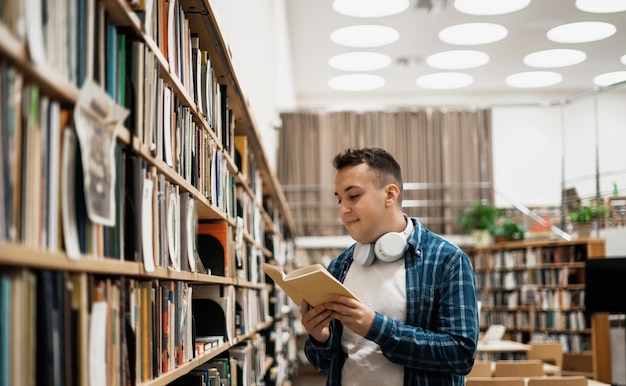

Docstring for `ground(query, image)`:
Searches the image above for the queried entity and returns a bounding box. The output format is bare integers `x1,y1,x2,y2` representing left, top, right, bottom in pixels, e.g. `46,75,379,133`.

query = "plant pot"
472,229,493,247
576,223,592,238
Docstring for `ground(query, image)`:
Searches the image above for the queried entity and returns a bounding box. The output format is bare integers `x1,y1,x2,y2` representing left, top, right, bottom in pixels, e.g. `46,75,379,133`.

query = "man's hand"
324,294,375,337
301,300,333,344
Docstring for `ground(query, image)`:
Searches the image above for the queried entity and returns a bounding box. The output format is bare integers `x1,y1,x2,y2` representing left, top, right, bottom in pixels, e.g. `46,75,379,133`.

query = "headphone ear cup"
374,232,408,262
354,242,375,266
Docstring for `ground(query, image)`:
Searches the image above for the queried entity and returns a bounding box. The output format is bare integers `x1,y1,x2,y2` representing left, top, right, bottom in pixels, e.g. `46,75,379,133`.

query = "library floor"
291,368,326,386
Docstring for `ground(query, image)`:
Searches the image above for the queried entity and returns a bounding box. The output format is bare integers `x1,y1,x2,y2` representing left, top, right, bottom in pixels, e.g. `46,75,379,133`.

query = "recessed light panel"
547,21,616,44
333,0,410,17
593,71,626,87
328,74,386,91
331,25,400,47
454,0,530,15
416,72,474,89
523,49,587,68
505,71,563,88
575,0,626,13
439,23,508,45
328,52,392,71
426,50,489,70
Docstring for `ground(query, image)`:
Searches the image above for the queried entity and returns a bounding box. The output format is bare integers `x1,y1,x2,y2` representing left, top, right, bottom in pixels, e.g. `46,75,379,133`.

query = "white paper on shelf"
89,301,107,386
73,80,129,226
186,196,196,272
142,178,155,272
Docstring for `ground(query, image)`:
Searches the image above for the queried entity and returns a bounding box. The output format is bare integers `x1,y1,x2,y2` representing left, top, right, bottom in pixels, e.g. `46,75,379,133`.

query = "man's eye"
349,195,359,200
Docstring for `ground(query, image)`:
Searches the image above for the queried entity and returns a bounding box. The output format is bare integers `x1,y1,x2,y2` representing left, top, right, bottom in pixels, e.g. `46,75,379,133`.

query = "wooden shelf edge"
0,243,239,284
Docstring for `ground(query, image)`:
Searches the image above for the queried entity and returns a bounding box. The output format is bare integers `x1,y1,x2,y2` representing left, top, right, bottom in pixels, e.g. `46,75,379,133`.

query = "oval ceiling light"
454,0,530,15
505,71,563,88
523,49,587,68
333,0,410,17
621,54,626,65
328,52,392,71
593,71,626,87
547,21,616,44
439,23,508,45
575,0,626,13
426,50,489,70
328,74,386,91
331,25,400,48
416,72,474,90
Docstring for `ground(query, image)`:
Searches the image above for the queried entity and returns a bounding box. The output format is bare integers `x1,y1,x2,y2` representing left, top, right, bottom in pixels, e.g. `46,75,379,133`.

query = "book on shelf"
261,263,361,307
205,357,231,386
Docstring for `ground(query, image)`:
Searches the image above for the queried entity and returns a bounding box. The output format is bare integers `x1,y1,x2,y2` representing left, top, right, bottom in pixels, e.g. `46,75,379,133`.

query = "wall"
208,0,297,171
492,91,626,208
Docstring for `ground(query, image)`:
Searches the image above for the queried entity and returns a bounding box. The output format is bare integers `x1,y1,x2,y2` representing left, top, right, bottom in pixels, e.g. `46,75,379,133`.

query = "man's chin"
349,233,373,244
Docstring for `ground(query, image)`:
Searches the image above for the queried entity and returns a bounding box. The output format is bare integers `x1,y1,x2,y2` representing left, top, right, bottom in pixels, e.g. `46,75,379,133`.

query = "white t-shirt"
340,258,407,386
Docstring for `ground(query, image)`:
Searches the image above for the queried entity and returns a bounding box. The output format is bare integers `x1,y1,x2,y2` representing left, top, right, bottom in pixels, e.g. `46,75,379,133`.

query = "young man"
301,147,479,385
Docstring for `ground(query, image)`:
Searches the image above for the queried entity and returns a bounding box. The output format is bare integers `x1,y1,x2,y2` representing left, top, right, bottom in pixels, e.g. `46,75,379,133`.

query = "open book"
261,263,361,307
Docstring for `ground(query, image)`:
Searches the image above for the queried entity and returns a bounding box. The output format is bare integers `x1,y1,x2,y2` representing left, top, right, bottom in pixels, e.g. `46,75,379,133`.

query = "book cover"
261,263,361,307
160,283,170,374
61,127,81,259
205,357,230,386
123,152,144,262
0,275,10,386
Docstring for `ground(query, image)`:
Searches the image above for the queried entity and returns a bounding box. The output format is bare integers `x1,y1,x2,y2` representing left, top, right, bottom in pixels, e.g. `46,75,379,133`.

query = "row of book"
170,356,235,386
173,335,268,386
0,71,67,249
0,58,271,279
1,0,93,87
0,0,274,254
0,267,274,386
472,244,591,270
235,287,271,336
480,286,585,310
529,332,592,353
483,309,588,334
271,318,299,386
1,1,297,386
2,0,237,155
0,268,129,386
475,266,582,289
0,41,276,274
129,0,237,156
108,26,237,209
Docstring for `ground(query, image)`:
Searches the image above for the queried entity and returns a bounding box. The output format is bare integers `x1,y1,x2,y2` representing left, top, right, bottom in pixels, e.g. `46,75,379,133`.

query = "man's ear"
384,184,400,207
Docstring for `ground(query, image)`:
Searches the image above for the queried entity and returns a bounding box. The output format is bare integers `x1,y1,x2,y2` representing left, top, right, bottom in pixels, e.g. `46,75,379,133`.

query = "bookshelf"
0,0,297,385
467,238,611,383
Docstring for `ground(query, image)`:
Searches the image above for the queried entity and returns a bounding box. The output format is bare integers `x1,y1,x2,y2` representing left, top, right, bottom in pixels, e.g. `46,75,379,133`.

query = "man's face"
334,163,388,243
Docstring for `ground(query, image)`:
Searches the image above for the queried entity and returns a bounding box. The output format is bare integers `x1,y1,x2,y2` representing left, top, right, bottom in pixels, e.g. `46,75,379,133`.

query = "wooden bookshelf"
0,0,297,385
466,238,611,383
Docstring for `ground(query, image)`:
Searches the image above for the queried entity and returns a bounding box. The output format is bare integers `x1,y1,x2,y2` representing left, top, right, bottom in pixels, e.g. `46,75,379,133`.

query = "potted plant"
568,204,607,238
459,202,500,246
493,217,525,242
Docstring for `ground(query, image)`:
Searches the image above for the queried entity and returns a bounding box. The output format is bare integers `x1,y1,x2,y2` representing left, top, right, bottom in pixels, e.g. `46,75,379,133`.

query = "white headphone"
353,217,414,266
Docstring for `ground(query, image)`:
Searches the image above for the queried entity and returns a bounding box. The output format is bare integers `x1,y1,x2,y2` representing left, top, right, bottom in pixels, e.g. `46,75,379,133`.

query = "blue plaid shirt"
304,218,479,386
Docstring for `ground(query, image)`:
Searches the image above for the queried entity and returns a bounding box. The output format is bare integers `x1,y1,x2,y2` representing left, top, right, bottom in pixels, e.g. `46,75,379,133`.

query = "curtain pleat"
277,108,493,237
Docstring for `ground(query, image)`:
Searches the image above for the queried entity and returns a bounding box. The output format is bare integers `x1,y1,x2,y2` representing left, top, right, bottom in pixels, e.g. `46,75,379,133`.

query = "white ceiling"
284,0,626,108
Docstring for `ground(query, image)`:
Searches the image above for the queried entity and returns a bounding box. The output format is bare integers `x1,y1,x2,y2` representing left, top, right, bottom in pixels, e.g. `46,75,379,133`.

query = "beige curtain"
277,108,493,237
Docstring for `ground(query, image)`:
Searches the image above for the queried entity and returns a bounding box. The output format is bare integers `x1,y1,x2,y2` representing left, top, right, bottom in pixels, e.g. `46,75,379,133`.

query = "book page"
262,263,360,307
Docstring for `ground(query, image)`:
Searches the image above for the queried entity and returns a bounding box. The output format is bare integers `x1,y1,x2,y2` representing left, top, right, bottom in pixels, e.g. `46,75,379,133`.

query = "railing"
282,181,494,238
283,173,625,249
